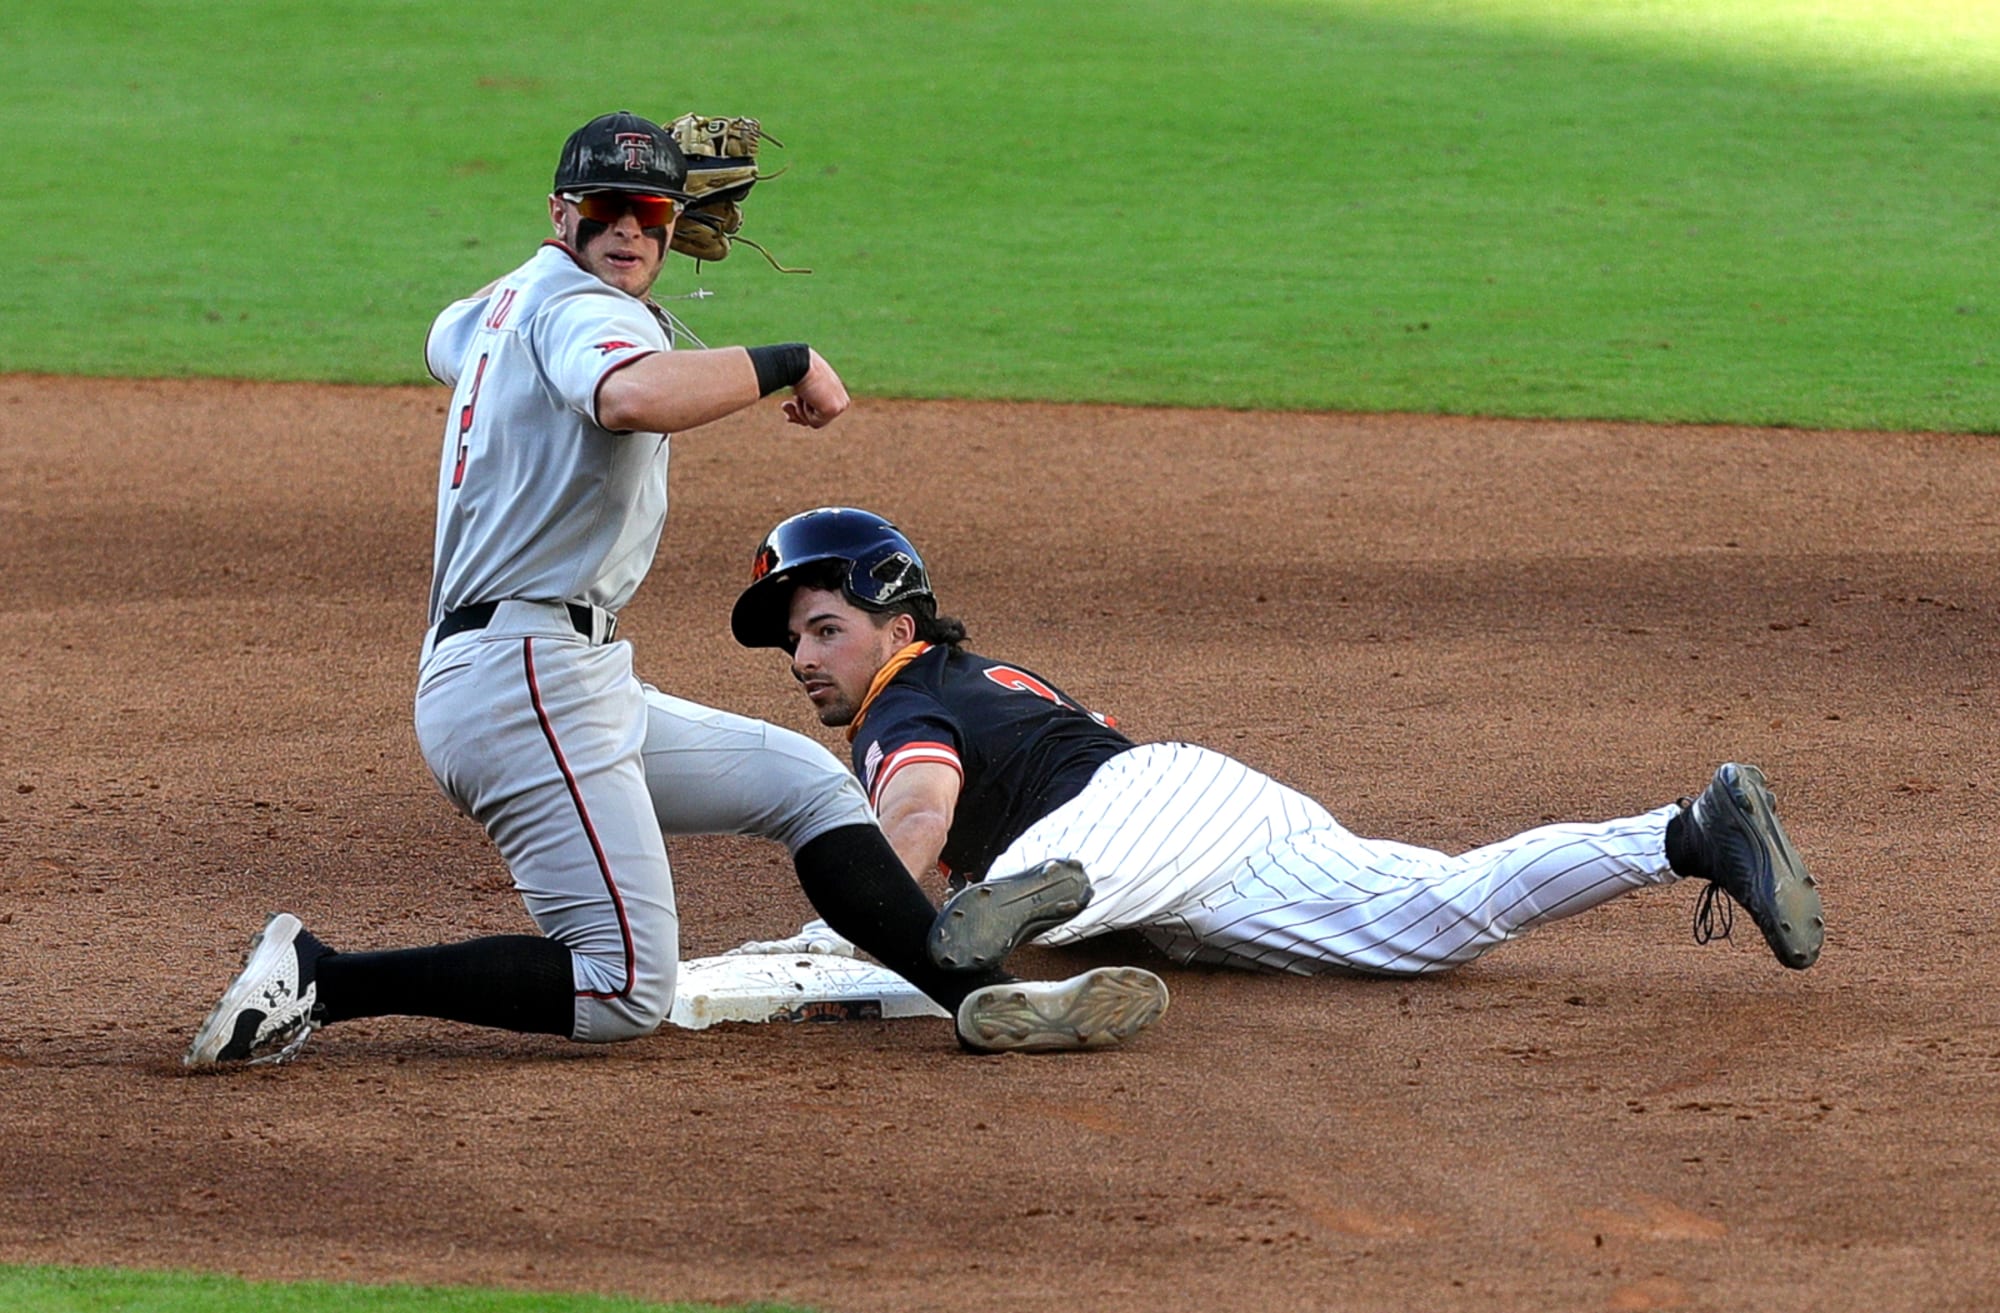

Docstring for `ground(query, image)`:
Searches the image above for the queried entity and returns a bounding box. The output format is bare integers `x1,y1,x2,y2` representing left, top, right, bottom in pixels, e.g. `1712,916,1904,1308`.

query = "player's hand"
782,350,849,428
722,918,859,958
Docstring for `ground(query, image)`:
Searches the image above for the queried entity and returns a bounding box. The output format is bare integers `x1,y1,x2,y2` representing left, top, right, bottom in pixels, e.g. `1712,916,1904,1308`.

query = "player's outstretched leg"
184,913,330,1068
955,965,1169,1054
1674,763,1824,969
928,858,1093,970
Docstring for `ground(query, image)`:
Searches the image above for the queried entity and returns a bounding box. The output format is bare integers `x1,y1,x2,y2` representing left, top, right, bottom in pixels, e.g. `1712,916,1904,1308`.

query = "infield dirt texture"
2,373,1996,1311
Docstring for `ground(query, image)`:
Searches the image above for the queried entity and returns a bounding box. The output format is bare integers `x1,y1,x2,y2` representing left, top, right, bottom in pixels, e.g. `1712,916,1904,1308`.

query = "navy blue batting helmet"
731,507,932,648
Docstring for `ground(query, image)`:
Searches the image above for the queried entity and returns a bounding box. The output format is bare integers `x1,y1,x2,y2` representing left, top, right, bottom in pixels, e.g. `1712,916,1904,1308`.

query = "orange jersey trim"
869,741,964,810
846,641,933,742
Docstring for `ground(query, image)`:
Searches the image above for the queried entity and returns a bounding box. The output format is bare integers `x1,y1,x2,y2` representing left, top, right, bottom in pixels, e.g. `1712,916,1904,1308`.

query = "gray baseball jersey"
417,241,873,1041
424,242,669,621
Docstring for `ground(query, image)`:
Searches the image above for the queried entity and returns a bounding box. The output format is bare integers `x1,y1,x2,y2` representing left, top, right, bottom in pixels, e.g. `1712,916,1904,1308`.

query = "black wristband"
747,343,811,397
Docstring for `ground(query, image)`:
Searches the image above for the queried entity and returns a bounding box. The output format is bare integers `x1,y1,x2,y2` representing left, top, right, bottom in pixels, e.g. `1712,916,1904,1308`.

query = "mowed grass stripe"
0,1264,816,1313
3,0,1994,429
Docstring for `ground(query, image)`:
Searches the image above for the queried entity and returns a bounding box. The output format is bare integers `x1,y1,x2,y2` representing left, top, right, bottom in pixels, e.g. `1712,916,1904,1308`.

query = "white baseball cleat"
184,912,329,1068
955,966,1169,1054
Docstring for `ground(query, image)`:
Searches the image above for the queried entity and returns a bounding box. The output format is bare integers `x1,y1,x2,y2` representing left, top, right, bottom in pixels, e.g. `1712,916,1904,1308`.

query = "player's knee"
627,978,672,1034
576,986,671,1042
597,1005,667,1042
569,946,676,1042
622,958,676,1035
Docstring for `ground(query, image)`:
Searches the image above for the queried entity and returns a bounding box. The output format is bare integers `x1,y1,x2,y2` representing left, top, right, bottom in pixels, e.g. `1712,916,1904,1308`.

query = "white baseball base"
666,953,950,1029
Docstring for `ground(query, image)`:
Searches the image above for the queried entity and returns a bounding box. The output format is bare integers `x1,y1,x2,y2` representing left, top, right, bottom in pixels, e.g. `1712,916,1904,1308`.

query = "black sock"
315,935,576,1037
794,824,1013,1011
1664,807,1707,881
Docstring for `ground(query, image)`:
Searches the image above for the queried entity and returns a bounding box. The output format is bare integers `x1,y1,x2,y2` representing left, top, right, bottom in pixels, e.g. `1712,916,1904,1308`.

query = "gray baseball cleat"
184,912,330,1068
955,966,1170,1054
928,858,1092,970
1685,763,1824,969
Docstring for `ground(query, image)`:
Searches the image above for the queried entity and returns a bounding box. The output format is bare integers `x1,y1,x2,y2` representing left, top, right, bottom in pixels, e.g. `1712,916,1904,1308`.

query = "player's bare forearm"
883,812,951,890
873,761,958,889
877,787,950,883
595,348,762,433
596,346,848,435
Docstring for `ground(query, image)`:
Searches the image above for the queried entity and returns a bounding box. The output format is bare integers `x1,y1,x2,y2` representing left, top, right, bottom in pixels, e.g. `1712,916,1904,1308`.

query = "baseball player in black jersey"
729,508,1825,978
842,640,1131,883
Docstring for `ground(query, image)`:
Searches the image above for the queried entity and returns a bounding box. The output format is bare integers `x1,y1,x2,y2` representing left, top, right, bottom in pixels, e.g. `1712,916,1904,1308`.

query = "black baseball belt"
434,601,614,644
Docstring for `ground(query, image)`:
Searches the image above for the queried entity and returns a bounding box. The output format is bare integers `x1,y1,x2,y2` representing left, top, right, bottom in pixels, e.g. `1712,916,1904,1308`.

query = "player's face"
787,587,909,727
549,191,675,298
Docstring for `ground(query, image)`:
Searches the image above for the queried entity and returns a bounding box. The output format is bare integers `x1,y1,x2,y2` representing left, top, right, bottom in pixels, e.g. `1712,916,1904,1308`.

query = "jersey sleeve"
852,686,966,811
533,288,666,429
425,298,480,388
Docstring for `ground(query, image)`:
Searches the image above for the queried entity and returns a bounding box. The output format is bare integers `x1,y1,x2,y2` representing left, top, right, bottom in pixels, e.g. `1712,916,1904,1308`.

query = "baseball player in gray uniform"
184,113,1168,1066
727,508,1826,979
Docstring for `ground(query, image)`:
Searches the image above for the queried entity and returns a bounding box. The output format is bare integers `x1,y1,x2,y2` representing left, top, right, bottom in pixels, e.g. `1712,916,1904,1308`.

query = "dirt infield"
2,373,1996,1312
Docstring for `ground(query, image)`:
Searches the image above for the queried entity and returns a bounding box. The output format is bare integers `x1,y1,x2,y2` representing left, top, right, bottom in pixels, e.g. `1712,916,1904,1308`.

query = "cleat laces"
1692,881,1735,946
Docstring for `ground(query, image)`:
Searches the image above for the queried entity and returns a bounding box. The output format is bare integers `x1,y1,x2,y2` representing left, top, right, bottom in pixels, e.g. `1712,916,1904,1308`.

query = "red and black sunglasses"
561,191,682,227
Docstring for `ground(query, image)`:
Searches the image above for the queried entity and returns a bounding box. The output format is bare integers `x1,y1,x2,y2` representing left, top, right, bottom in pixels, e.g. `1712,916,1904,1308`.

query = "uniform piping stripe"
523,638,636,999
871,742,962,809
591,350,661,430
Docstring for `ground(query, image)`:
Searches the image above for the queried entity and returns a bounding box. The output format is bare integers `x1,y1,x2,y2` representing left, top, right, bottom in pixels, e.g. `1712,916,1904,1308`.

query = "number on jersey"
451,352,490,490
982,666,1117,727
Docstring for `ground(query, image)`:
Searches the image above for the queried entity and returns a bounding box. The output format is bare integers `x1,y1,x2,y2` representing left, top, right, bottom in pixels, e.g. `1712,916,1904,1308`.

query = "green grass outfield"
0,1267,812,1313
2,0,1996,430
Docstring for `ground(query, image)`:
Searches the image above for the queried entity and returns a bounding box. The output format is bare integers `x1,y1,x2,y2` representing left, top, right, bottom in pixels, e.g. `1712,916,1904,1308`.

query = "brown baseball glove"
667,113,809,273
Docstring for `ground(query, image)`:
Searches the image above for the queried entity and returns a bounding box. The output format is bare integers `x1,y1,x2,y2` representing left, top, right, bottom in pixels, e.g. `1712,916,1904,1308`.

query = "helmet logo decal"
750,544,779,582
614,132,654,171
860,551,917,603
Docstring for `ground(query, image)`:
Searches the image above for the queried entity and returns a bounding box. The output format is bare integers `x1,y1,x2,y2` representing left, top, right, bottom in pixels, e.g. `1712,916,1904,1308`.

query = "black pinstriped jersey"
849,644,1133,881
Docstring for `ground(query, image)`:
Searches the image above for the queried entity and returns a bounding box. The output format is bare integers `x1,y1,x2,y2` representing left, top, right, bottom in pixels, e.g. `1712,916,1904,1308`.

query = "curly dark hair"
788,560,968,648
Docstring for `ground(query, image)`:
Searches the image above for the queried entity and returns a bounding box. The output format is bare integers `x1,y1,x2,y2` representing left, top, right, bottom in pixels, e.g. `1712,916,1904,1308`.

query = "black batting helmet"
731,508,933,649
553,110,688,198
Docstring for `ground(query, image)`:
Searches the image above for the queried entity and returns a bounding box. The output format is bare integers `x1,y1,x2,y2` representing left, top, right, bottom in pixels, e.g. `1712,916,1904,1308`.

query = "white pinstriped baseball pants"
988,742,1683,975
